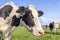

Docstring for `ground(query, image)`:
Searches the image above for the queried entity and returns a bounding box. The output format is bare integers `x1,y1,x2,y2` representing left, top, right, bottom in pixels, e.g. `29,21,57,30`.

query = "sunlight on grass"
11,26,60,40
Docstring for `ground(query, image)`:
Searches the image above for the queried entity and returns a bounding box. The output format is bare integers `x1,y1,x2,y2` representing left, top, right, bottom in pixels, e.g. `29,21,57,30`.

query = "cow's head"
18,5,44,36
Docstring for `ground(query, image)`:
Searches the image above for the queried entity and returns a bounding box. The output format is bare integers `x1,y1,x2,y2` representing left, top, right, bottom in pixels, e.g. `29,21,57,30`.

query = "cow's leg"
5,26,15,40
0,32,3,40
0,31,11,40
50,27,53,33
53,28,56,33
0,30,5,40
5,33,12,40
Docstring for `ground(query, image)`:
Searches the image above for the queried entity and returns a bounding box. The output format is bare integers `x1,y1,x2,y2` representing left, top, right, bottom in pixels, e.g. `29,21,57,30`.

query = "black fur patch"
16,6,26,15
0,5,13,19
22,10,35,27
11,15,22,26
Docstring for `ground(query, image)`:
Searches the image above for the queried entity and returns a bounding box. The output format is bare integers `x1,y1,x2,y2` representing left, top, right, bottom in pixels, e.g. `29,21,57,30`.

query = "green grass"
11,26,60,40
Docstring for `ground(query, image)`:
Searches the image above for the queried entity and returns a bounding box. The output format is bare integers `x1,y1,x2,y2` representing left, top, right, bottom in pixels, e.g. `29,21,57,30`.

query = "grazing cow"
20,5,44,36
49,22,54,32
45,25,48,29
0,2,44,40
49,21,60,33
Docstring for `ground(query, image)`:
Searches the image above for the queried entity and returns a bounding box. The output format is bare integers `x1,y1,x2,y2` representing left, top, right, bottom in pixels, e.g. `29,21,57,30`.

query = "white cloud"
39,16,48,23
39,17,60,25
49,18,60,22
49,19,54,22
49,19,53,21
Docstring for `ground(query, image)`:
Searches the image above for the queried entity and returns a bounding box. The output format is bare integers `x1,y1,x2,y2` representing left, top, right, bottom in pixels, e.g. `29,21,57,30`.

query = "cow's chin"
26,26,44,36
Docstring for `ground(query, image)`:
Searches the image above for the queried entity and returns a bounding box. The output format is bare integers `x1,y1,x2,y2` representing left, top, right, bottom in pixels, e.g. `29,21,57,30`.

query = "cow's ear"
20,6,26,13
16,6,26,13
37,10,44,17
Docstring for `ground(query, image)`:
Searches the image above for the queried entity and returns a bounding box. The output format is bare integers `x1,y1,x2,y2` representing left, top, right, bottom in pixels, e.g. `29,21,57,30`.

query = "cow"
20,5,44,36
49,21,60,33
44,25,48,29
0,2,44,40
49,22,54,32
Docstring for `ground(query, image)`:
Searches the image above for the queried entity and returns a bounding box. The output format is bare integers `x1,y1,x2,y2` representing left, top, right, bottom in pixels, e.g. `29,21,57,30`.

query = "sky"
0,0,60,25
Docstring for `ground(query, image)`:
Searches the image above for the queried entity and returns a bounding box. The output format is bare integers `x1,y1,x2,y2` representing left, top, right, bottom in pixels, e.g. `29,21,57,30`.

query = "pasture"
11,26,60,40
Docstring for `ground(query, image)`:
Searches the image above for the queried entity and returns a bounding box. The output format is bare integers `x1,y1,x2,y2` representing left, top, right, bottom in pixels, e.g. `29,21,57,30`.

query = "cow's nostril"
32,30,44,36
39,31,42,34
38,30,44,35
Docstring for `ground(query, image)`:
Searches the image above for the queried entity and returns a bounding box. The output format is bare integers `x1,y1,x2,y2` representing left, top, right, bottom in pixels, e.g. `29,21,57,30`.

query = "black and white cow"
20,5,44,36
0,2,44,40
49,21,60,33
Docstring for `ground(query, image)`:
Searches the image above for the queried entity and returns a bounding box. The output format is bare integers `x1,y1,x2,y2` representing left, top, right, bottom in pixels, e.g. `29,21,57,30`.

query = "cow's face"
20,5,44,36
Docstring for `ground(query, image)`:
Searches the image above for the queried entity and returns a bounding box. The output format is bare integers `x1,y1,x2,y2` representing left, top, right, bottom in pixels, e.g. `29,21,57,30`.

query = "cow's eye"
29,10,32,13
30,14,34,18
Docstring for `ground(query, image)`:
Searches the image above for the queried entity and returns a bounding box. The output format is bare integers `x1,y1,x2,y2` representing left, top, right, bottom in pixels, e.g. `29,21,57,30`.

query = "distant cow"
45,25,48,29
0,2,44,40
49,21,60,32
49,22,54,32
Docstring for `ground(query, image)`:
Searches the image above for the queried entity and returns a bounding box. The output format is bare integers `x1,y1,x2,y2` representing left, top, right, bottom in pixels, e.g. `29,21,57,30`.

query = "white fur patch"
8,2,19,18
54,21,60,29
28,5,44,36
28,5,43,29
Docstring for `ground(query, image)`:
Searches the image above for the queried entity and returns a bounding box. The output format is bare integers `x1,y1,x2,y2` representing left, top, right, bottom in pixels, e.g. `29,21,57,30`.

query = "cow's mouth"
31,27,44,36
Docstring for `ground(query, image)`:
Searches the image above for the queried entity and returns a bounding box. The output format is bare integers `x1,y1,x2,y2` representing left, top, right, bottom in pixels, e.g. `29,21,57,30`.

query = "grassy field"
11,26,60,40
